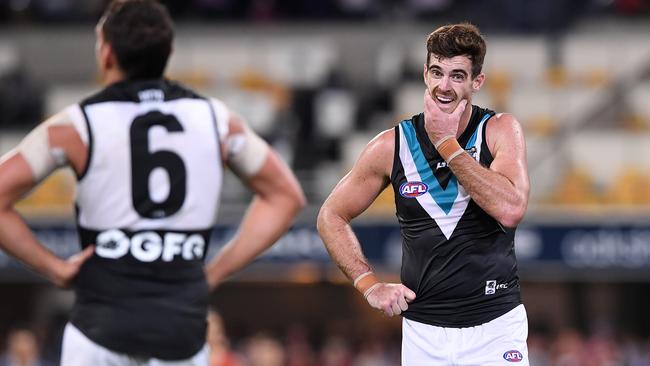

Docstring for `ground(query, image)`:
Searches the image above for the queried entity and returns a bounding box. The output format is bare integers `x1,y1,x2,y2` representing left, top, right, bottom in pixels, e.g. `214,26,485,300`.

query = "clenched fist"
365,283,416,316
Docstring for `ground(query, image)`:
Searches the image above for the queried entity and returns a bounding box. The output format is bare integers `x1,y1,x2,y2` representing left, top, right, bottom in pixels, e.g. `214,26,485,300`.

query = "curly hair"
426,23,486,78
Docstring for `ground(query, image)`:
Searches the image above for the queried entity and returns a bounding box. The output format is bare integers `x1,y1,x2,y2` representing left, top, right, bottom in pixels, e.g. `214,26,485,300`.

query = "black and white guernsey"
68,79,227,360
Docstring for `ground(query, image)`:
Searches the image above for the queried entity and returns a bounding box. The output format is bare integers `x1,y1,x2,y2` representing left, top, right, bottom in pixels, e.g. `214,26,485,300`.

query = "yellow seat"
544,168,601,205
603,168,650,205
16,169,76,217
544,66,569,88
166,70,213,89
236,70,291,110
365,186,396,216
527,116,559,137
620,114,649,132
581,68,611,88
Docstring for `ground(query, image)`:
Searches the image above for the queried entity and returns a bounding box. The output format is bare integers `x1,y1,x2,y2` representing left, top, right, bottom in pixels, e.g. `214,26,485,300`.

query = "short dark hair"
100,0,174,80
426,23,486,78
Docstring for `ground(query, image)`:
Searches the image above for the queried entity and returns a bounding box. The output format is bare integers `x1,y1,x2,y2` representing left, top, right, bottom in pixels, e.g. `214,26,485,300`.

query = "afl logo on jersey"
503,350,523,362
399,181,428,198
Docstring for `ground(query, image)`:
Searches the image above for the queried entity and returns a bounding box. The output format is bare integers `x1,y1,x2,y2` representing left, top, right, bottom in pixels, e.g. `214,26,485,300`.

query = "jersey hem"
69,316,205,361
402,300,521,328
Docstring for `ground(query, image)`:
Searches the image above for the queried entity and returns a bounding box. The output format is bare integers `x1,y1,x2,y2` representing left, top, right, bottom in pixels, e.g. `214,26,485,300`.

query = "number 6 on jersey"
130,111,187,219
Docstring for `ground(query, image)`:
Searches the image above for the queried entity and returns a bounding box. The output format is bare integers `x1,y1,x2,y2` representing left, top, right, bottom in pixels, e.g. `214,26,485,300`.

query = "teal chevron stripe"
465,113,491,149
401,121,458,214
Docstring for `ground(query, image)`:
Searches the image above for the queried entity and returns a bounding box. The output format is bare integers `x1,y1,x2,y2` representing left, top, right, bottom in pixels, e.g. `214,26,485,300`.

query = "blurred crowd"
0,327,51,366
0,0,648,27
210,322,650,366
528,329,650,366
2,314,650,366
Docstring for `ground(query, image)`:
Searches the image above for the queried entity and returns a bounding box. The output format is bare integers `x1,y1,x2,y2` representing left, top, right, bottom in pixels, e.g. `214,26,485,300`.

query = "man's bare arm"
317,131,393,281
204,114,306,289
0,113,93,287
317,129,415,316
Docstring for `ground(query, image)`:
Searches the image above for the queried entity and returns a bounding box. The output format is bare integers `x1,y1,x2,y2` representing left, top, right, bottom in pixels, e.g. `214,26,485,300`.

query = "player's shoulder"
488,112,520,127
485,112,526,153
368,128,395,152
207,95,230,117
486,112,524,137
345,127,394,177
38,105,84,129
359,128,396,170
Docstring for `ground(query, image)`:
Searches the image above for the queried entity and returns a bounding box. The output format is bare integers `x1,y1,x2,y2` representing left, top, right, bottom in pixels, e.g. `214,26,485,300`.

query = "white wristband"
433,134,455,149
363,283,382,299
353,271,373,287
446,148,465,163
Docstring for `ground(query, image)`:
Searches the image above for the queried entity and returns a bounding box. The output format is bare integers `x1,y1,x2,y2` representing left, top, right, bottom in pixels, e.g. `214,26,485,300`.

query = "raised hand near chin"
423,89,467,145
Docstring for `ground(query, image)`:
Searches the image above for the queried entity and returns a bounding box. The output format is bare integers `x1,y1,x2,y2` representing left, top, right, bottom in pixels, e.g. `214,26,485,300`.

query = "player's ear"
102,44,118,70
423,63,430,89
95,26,113,72
472,73,485,91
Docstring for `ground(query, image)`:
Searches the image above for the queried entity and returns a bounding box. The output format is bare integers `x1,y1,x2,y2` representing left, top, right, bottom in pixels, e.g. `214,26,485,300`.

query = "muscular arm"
317,130,416,316
423,92,529,228
0,112,93,287
0,154,63,282
317,130,393,281
204,114,305,289
446,114,529,228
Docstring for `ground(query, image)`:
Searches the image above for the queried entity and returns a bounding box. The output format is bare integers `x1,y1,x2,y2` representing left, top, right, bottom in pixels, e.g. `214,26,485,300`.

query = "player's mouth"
435,94,455,104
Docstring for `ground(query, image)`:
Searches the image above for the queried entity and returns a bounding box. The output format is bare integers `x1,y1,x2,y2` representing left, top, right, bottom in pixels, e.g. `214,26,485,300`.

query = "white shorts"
402,304,529,366
61,323,209,366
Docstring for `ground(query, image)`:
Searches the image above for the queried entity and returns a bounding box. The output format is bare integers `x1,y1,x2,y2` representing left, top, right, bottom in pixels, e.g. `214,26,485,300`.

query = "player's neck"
456,102,473,138
101,68,127,86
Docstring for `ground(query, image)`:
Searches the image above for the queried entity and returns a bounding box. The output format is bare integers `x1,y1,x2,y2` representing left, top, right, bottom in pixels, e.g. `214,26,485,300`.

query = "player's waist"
402,291,521,327
70,299,208,360
73,254,209,300
71,257,210,359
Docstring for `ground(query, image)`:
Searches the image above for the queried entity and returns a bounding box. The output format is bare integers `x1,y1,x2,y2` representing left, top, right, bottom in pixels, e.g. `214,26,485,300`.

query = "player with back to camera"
317,23,530,365
0,0,305,365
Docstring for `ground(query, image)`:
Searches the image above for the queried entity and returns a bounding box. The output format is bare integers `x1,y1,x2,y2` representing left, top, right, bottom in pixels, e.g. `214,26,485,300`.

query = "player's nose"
438,76,452,91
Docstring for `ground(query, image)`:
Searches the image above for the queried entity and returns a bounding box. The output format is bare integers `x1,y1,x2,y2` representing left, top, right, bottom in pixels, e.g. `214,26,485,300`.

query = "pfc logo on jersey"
486,280,508,295
485,280,496,295
400,181,429,198
503,350,523,362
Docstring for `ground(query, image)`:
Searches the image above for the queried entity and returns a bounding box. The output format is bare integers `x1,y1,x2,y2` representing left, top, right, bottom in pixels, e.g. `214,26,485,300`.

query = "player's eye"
430,69,443,78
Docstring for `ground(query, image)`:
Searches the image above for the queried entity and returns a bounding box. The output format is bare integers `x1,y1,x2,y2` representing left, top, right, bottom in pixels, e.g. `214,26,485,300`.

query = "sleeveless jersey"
66,79,228,360
392,105,521,327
